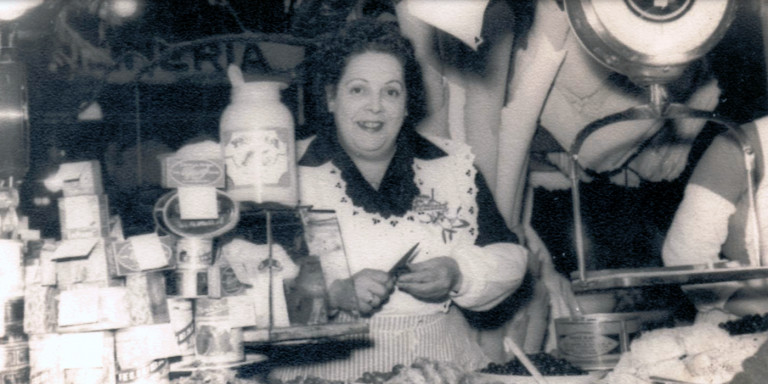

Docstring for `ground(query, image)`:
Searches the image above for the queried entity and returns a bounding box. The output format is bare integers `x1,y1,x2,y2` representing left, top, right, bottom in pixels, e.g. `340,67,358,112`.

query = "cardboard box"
125,272,170,326
24,285,59,335
57,161,103,197
111,234,176,276
55,238,122,289
161,156,225,189
58,195,110,240
57,287,131,332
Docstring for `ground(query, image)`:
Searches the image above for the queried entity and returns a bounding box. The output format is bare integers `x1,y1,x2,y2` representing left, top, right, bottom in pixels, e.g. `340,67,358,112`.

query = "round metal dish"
564,0,737,84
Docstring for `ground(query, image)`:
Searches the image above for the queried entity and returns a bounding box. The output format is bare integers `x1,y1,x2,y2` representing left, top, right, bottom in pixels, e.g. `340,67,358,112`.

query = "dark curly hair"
301,18,428,131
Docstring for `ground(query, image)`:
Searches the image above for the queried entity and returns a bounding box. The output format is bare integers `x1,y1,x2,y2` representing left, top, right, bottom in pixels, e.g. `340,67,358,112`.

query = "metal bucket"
554,313,640,370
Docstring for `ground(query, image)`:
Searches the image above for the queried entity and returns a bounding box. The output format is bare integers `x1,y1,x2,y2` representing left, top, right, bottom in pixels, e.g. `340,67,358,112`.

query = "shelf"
243,322,370,345
571,264,768,292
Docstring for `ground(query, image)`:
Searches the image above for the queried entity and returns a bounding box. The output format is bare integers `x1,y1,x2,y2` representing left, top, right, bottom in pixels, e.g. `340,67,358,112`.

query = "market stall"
4,0,768,384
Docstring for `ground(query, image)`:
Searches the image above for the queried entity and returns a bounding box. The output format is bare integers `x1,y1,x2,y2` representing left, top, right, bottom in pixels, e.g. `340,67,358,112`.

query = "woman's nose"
366,94,383,112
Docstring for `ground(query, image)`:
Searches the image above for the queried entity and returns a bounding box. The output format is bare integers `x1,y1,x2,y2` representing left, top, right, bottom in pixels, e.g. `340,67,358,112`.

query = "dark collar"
298,125,447,218
298,125,447,167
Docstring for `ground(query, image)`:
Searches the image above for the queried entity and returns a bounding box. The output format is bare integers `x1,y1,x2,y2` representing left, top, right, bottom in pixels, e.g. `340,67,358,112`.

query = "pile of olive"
479,353,587,376
278,376,345,384
355,365,406,383
719,313,768,335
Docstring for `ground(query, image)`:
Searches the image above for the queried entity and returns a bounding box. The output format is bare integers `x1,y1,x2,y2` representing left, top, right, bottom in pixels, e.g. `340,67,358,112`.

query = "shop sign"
100,38,306,84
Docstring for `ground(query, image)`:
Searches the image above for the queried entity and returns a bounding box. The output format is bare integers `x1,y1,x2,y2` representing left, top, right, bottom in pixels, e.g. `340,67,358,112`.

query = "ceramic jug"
220,65,298,206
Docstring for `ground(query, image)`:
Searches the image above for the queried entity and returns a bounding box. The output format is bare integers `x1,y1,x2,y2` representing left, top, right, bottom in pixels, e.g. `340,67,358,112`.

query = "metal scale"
563,0,768,292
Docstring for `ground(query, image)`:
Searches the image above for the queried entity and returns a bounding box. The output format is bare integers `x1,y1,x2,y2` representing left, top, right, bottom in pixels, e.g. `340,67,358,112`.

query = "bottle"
219,64,298,207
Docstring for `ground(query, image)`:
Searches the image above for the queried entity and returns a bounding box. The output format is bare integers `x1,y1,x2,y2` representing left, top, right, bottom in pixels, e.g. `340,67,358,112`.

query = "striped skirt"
269,309,489,382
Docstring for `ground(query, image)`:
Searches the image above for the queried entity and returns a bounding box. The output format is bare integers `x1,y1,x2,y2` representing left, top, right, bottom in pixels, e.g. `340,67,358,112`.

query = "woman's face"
328,51,407,162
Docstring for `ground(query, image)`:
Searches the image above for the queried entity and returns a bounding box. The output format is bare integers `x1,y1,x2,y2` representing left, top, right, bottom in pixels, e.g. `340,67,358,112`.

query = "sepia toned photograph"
2,0,768,383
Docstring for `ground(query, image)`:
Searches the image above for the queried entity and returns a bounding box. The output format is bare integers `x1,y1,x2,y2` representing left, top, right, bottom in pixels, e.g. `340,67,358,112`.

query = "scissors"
388,242,419,278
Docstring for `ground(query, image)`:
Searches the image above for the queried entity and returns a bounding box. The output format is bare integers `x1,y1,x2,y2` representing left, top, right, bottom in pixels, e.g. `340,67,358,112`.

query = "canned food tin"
165,269,208,298
194,298,244,365
555,313,640,370
166,298,194,356
116,358,170,384
175,238,213,269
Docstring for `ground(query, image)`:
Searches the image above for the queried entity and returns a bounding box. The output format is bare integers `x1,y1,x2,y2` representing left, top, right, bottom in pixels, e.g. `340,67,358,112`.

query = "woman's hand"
396,257,462,302
328,269,394,315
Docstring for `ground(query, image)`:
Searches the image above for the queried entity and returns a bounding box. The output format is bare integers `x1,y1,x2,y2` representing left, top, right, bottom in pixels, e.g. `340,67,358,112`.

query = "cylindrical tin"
165,269,208,298
555,313,640,370
116,359,169,384
0,333,28,383
166,298,194,357
194,298,244,365
175,238,213,269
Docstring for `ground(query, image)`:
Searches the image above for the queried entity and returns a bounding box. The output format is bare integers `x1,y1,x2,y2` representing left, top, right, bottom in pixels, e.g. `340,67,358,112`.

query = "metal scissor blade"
388,242,419,277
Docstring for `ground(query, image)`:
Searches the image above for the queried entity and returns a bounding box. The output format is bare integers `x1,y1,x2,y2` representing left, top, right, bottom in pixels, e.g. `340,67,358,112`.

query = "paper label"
178,187,218,220
129,234,167,270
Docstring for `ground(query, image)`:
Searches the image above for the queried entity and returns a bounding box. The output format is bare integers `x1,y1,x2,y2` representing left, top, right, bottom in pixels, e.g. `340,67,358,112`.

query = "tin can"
555,313,640,370
0,333,29,384
166,298,194,357
194,298,244,365
175,238,213,269
165,269,208,298
116,358,169,384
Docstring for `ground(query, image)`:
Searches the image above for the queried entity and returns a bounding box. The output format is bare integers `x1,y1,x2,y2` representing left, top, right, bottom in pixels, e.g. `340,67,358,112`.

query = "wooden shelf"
243,322,370,345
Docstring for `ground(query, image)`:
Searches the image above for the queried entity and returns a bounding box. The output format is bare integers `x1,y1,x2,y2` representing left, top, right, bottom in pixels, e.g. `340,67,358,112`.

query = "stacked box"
55,238,121,289
58,194,110,240
58,160,103,198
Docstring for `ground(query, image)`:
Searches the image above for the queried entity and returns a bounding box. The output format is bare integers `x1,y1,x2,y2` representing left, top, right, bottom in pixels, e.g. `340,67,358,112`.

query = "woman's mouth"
357,121,384,131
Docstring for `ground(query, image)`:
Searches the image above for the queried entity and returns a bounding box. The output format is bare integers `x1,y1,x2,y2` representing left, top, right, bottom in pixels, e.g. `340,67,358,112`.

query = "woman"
663,115,768,321
271,19,528,380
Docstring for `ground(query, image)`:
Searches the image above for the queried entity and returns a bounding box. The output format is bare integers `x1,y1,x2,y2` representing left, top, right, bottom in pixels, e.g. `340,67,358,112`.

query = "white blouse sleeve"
663,183,737,267
449,242,528,311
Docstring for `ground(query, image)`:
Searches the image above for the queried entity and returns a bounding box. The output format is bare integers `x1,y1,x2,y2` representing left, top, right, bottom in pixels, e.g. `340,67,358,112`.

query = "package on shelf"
160,154,225,189
29,334,61,384
124,272,170,326
59,331,116,384
0,332,29,384
54,238,121,289
57,286,131,332
24,239,56,287
213,239,298,328
23,285,58,335
115,324,181,368
111,233,176,276
55,160,103,198
0,297,24,339
58,194,110,240
108,215,124,242
30,332,117,384
116,357,170,384
0,239,24,296
194,297,244,365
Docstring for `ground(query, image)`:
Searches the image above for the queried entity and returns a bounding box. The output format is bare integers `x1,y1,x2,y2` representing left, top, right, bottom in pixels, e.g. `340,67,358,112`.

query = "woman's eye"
386,89,401,97
349,86,364,95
